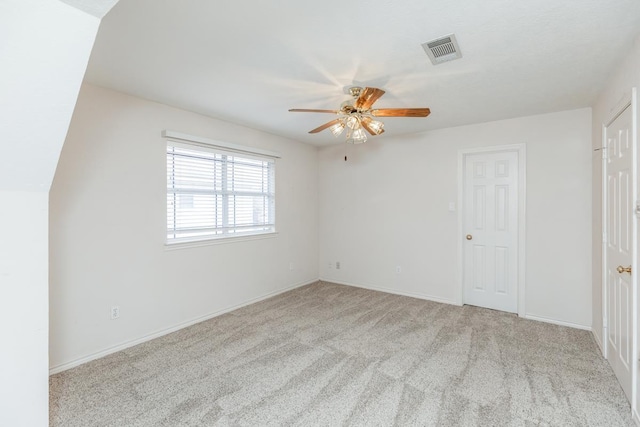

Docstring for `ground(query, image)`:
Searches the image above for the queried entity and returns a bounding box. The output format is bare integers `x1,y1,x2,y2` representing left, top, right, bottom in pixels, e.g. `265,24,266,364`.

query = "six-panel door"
463,151,518,313
606,104,633,402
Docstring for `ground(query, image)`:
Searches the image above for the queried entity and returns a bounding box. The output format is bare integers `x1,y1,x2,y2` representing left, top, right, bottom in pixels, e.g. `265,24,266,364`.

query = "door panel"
621,276,631,368
495,247,508,294
463,151,518,313
474,185,486,228
605,104,633,402
496,185,509,231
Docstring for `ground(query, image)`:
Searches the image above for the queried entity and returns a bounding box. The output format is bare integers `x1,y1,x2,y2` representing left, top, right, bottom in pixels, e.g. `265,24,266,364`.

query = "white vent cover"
422,34,462,65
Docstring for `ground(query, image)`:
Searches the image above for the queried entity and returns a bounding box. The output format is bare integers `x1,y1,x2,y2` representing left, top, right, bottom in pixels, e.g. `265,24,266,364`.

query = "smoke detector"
422,34,462,65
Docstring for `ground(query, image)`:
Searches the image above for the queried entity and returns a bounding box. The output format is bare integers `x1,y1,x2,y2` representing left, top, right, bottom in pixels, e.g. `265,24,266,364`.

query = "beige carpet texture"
50,281,634,426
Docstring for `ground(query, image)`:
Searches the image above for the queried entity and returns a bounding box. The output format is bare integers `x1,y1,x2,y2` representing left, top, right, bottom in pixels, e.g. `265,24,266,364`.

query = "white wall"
319,108,592,328
591,36,640,352
49,84,319,371
0,192,49,425
0,1,101,425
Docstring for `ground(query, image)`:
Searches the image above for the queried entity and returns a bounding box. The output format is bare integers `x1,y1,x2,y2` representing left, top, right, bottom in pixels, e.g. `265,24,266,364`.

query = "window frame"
163,130,279,247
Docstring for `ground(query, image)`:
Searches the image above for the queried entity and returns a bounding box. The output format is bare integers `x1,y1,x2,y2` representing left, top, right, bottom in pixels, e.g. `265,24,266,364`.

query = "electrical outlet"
289,262,294,271
396,266,402,274
110,306,120,320
336,261,341,270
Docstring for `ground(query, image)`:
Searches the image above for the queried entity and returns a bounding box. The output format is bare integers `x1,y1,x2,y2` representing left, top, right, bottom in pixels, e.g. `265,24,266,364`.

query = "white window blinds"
167,141,275,242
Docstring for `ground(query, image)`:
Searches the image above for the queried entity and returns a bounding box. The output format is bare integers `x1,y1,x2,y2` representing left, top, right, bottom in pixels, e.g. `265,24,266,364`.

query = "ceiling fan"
289,86,431,144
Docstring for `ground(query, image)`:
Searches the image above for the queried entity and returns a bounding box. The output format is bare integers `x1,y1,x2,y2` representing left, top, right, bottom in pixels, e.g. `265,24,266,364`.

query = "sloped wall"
0,1,102,425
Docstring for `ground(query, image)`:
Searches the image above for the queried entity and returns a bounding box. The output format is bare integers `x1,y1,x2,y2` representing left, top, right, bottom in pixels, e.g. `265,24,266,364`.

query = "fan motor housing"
348,86,362,98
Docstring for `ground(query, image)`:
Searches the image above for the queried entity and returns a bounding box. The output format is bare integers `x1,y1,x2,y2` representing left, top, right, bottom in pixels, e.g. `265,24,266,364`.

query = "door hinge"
602,232,607,243
603,317,607,329
635,201,640,217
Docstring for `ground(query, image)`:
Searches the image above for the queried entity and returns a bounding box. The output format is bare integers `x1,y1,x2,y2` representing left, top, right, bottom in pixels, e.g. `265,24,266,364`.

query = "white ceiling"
86,0,640,146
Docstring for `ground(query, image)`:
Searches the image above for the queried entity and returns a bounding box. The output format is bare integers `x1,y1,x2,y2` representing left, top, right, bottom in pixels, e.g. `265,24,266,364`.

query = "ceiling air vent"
422,34,462,65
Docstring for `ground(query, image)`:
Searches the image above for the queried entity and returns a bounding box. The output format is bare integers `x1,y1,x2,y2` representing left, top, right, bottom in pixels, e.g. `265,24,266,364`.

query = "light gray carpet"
50,281,634,426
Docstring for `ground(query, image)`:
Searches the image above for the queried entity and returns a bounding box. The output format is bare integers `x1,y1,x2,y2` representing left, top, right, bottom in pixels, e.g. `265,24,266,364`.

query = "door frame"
601,87,637,413
457,144,527,317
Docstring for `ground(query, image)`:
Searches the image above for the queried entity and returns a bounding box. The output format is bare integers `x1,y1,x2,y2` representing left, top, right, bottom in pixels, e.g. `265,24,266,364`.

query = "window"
166,139,275,243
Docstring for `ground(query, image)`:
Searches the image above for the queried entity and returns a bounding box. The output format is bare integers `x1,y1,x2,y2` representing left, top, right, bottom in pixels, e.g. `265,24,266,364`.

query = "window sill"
165,232,279,251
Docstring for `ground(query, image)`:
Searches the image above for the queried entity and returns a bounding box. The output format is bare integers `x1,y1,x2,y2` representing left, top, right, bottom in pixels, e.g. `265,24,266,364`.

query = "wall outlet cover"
110,306,120,320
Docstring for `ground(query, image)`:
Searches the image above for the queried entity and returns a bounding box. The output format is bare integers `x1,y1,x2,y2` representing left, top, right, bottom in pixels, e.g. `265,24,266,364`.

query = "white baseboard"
51,278,592,374
323,280,591,332
319,277,460,307
524,314,591,331
49,278,318,375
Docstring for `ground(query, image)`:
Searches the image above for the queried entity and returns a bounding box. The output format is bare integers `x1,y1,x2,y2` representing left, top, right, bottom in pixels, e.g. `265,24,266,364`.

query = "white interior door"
462,150,518,313
605,104,634,402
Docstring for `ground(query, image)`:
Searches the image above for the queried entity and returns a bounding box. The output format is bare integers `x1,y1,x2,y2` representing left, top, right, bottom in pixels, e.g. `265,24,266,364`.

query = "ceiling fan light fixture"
347,127,367,144
288,86,430,144
346,115,360,129
369,120,384,134
362,117,385,135
329,121,346,137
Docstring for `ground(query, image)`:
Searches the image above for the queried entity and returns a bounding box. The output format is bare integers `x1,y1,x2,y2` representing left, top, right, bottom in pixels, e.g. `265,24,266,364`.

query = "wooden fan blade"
289,109,339,114
371,108,431,117
309,119,341,134
360,120,385,136
355,87,386,109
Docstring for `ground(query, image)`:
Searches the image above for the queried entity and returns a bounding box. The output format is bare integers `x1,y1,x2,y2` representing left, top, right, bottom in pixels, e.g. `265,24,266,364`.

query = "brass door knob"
466,234,473,240
617,265,632,274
